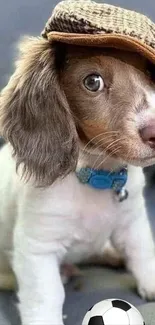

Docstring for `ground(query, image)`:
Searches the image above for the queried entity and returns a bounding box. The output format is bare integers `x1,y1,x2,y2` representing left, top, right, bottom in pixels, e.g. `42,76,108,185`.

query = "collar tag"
116,187,129,202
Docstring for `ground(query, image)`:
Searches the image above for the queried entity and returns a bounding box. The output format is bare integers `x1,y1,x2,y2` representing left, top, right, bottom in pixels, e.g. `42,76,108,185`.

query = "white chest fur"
0,145,146,265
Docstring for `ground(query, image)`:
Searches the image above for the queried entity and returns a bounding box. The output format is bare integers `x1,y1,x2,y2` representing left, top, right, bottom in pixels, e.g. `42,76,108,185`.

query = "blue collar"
76,167,128,192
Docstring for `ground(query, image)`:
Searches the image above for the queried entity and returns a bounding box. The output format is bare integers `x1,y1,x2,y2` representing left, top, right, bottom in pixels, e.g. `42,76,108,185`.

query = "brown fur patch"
0,38,78,186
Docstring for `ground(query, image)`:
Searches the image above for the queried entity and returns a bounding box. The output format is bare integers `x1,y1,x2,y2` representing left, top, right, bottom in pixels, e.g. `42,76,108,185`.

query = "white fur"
0,143,155,325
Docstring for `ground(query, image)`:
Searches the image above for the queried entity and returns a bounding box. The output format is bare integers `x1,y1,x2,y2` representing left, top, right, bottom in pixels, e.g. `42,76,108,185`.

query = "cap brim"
47,32,155,64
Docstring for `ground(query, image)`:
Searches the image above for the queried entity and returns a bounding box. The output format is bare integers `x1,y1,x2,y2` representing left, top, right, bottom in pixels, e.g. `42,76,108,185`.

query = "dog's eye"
84,74,104,92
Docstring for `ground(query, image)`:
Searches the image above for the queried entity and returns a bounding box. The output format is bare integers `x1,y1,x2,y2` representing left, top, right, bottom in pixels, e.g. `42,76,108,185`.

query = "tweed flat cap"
42,0,155,63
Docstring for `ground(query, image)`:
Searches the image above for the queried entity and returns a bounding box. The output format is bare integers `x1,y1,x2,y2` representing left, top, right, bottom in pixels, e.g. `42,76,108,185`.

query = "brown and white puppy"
0,37,155,325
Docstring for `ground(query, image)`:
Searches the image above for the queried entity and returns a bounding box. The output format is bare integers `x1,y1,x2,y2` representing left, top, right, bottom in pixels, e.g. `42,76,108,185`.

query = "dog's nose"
140,124,155,148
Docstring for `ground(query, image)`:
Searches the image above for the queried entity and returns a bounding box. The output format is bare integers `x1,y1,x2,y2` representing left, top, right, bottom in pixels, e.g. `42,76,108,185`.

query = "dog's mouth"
125,155,155,167
79,122,155,168
109,144,155,167
85,136,155,168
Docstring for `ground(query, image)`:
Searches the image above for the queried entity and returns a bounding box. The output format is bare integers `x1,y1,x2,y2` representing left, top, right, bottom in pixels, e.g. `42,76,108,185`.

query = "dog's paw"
137,261,155,301
138,283,155,301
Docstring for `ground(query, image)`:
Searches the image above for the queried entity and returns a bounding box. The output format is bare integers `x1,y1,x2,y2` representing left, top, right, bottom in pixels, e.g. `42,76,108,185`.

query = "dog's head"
1,37,155,185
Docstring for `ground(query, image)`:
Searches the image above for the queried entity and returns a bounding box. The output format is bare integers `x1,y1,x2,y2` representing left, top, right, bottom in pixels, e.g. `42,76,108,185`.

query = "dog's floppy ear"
0,37,78,186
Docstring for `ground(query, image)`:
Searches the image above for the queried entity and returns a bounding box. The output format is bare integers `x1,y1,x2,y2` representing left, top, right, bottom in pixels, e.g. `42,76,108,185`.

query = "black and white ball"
82,299,145,325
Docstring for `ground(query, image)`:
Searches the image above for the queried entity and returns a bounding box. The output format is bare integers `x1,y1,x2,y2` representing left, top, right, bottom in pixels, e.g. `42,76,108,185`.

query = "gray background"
1,1,155,325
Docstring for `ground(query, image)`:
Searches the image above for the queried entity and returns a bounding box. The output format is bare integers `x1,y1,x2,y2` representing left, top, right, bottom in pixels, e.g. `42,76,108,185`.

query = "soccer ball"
82,299,145,325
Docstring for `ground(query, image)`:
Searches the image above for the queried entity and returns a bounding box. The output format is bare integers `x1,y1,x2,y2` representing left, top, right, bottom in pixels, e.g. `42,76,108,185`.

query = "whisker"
81,133,123,163
81,131,119,156
108,142,132,174
92,138,125,169
82,134,120,159
95,147,122,170
91,140,124,170
122,145,133,164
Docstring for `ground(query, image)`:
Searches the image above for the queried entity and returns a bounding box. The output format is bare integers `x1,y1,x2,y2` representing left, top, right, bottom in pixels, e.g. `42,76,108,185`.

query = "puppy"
1,37,155,325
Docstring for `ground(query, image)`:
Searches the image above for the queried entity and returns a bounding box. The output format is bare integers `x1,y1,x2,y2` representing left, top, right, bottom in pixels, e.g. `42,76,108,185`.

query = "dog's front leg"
13,232,65,325
112,194,155,300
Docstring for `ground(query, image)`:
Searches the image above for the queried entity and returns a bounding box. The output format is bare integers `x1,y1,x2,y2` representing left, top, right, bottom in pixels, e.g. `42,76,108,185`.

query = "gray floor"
1,0,155,324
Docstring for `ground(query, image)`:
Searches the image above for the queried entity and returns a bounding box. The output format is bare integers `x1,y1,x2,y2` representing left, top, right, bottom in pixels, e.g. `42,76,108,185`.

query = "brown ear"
0,37,78,186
